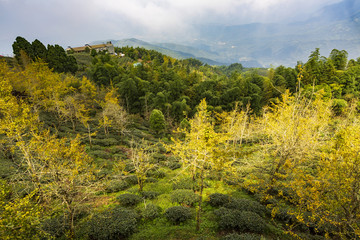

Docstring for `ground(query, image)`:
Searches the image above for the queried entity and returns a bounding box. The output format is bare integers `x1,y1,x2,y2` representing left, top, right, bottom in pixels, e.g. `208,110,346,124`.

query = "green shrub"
110,146,124,154
117,193,142,207
124,175,138,185
141,203,161,220
214,208,267,234
89,145,102,151
86,207,137,240
331,98,348,116
105,180,129,193
164,206,192,224
221,233,262,240
145,177,158,183
274,208,293,222
92,138,118,147
0,158,16,179
152,153,167,162
146,170,166,179
88,150,111,159
157,144,167,154
208,193,232,207
171,189,199,206
149,109,166,134
172,178,194,190
141,191,159,199
42,215,67,239
224,198,267,217
168,161,181,170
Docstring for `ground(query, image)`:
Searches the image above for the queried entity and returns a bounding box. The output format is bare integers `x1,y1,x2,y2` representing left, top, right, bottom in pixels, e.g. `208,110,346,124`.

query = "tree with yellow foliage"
0,181,46,240
99,87,128,135
0,61,96,238
168,99,232,231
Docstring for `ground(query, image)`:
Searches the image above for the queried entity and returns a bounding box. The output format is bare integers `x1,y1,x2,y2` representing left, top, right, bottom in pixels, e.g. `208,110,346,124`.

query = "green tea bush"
208,193,232,207
152,153,167,162
124,175,138,185
164,206,192,224
157,143,167,153
86,207,137,240
224,198,268,217
42,215,67,239
145,177,158,183
146,170,166,179
141,203,161,221
105,180,129,193
110,146,124,154
221,233,262,240
274,207,293,222
214,208,267,234
92,138,118,147
89,145,103,151
117,193,142,207
141,191,159,199
172,178,194,190
171,189,199,206
167,161,181,170
88,150,111,159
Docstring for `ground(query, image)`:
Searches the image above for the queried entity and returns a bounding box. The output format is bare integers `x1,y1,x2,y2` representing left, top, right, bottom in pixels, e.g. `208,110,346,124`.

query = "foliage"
172,177,196,190
99,87,128,135
41,214,67,239
331,98,348,115
105,180,129,193
86,207,138,240
0,181,45,240
221,233,262,240
208,193,232,207
123,139,157,191
170,189,199,206
141,191,159,199
12,36,77,73
117,193,142,207
224,198,268,217
149,109,166,134
214,208,267,234
3,39,360,239
141,203,161,220
168,99,233,230
164,206,192,225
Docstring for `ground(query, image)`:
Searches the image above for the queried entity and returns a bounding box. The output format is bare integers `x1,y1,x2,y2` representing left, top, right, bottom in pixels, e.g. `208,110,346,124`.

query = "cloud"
0,0,343,54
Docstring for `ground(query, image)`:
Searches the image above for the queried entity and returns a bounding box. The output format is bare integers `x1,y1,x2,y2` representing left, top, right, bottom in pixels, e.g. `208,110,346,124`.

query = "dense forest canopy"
1,36,360,239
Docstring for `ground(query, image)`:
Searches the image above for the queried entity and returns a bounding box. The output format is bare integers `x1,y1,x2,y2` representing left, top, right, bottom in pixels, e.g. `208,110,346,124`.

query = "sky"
0,0,343,55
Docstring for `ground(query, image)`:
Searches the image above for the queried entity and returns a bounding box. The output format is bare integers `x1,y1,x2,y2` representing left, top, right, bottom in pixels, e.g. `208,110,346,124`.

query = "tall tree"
329,49,348,71
12,36,34,65
149,109,166,135
168,99,231,231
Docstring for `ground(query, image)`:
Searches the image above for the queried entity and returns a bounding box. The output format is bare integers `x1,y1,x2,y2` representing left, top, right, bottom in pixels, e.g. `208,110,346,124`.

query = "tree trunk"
196,173,204,231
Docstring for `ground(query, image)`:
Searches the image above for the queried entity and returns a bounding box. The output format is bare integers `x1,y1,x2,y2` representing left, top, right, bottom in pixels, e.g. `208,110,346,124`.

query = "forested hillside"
1,37,360,240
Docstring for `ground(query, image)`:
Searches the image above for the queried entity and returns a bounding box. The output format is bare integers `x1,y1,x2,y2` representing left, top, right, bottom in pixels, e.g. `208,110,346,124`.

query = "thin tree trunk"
196,172,204,231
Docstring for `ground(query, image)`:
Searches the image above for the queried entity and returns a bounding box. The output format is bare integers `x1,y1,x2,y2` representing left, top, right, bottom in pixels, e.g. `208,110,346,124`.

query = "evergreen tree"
149,109,166,134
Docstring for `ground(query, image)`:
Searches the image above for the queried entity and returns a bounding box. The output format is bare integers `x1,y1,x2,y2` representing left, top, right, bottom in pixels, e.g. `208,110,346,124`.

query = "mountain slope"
93,0,359,67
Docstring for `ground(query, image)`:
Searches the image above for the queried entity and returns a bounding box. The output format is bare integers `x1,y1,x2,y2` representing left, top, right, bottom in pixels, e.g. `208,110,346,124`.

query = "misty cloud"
0,0,342,55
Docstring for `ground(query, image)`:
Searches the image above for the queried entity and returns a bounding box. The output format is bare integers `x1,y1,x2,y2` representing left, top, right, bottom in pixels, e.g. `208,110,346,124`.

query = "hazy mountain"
94,0,360,67
190,0,360,67
111,38,227,66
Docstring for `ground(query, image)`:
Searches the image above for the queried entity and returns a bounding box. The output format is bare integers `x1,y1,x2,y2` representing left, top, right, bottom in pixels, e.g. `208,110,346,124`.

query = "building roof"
68,43,113,52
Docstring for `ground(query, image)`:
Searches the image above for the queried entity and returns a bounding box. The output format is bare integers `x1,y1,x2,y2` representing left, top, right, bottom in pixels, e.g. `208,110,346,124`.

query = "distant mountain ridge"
93,0,360,67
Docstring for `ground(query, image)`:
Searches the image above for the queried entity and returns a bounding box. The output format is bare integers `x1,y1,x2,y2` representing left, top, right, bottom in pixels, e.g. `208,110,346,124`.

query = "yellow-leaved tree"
0,60,96,239
254,91,331,194
168,99,232,231
99,87,128,135
0,181,46,240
